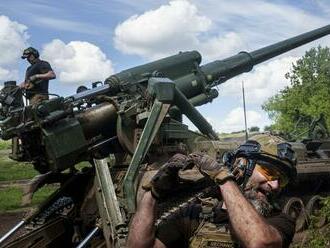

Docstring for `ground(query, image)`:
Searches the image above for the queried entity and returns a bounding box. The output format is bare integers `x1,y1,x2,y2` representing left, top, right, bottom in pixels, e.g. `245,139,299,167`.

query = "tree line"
262,46,330,140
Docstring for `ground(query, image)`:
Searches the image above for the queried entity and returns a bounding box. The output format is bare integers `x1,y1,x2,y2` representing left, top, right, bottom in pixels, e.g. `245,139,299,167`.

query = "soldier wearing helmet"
20,47,56,105
128,134,297,248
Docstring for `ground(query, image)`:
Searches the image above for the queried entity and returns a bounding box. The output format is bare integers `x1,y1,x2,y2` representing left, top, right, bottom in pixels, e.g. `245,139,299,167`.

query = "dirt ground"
0,212,25,237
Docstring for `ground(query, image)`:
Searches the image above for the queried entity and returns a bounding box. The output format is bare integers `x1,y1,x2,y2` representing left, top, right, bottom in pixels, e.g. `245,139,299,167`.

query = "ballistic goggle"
223,140,296,188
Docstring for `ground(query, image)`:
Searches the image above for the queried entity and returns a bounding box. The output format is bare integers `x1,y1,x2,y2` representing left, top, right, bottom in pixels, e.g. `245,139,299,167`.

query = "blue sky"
1,0,330,132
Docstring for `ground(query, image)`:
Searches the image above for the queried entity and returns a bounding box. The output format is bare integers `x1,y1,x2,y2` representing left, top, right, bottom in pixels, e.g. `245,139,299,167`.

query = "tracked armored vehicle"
278,119,330,232
0,25,330,247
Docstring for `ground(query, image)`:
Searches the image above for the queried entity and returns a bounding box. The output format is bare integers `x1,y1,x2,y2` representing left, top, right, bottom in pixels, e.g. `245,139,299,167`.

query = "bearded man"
128,134,297,248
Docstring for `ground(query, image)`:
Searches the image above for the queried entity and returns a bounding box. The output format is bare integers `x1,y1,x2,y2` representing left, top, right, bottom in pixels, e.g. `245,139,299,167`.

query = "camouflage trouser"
29,94,49,105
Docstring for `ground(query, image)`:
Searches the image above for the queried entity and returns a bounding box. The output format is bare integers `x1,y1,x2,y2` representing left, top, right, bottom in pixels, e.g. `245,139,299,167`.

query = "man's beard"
243,183,274,217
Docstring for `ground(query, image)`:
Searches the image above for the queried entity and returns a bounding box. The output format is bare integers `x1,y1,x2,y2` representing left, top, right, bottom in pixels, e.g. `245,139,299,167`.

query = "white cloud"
114,0,210,59
42,39,114,84
33,17,109,36
0,16,28,66
183,107,270,133
114,0,245,60
194,0,326,34
0,15,29,81
208,107,270,133
199,32,245,60
193,0,330,54
314,0,330,15
0,67,18,81
219,56,298,105
113,0,329,61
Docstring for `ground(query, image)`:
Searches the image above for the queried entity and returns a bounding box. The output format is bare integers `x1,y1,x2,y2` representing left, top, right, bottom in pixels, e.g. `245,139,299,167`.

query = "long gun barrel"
199,24,330,86
106,25,330,104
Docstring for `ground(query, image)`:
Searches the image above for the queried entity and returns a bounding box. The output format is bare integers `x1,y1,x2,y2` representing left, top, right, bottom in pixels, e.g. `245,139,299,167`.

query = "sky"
0,0,330,133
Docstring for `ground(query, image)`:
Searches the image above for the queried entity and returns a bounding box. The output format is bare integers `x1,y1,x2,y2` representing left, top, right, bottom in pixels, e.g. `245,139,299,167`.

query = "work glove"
142,153,191,200
188,153,236,185
230,157,248,185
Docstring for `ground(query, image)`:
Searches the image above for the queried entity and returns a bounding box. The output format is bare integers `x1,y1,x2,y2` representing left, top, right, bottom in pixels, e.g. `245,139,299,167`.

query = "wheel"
282,197,307,232
283,197,304,219
306,195,327,228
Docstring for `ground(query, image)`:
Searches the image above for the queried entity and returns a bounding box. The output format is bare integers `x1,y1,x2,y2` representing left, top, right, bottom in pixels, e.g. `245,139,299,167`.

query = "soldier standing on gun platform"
128,134,297,248
20,47,56,105
19,47,56,205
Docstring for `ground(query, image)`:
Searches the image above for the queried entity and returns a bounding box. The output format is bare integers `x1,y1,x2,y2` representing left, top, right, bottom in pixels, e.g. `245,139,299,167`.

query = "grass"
0,156,37,181
0,186,57,212
0,139,11,150
0,139,94,213
0,139,37,181
219,131,260,139
0,151,92,182
0,141,53,213
290,197,330,248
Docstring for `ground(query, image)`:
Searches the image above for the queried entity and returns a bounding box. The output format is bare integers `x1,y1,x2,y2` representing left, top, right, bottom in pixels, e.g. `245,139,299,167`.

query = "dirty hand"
188,153,235,185
142,153,189,200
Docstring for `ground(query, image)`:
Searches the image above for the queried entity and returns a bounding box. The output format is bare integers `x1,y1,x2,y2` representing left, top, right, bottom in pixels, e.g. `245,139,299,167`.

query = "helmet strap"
241,158,256,188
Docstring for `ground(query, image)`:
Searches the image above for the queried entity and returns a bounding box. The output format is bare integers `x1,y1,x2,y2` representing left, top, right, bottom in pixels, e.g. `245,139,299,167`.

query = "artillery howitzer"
1,25,330,247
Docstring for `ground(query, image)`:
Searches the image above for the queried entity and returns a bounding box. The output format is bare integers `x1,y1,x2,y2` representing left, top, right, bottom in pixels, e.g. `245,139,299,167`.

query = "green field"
0,141,46,212
0,139,36,182
0,186,57,211
0,140,11,150
0,158,37,181
0,141,52,212
0,139,92,213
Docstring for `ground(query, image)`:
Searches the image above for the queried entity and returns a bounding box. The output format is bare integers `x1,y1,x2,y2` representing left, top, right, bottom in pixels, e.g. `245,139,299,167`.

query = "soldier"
19,47,56,205
20,47,56,105
128,134,297,248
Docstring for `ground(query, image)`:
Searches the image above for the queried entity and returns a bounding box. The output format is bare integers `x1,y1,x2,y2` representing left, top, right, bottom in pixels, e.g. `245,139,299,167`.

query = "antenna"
242,81,248,141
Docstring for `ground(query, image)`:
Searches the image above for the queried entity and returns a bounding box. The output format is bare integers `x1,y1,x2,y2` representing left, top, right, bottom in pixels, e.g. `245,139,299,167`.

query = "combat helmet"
223,133,297,188
21,47,39,59
248,133,297,185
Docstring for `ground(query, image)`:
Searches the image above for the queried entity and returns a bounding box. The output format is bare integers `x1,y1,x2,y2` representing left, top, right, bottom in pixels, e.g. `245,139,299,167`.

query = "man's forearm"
127,191,157,248
35,71,56,80
219,181,282,248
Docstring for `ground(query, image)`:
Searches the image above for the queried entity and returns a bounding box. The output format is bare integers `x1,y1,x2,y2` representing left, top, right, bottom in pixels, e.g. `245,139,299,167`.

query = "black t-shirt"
25,59,53,98
156,202,295,248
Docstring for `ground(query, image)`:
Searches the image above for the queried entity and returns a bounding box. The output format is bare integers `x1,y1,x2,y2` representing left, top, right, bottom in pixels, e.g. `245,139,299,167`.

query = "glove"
231,157,248,185
188,153,235,185
142,153,189,200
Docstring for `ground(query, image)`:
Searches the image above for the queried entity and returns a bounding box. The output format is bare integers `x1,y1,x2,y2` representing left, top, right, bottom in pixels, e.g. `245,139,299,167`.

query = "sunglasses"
255,164,289,188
